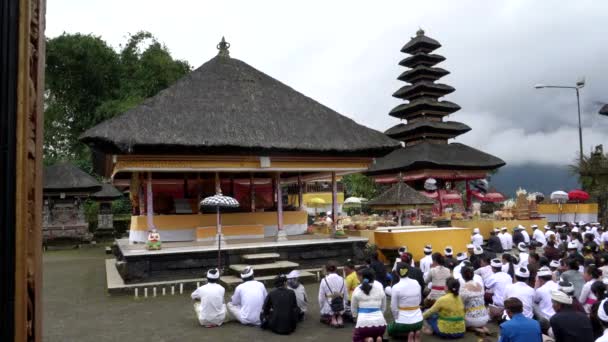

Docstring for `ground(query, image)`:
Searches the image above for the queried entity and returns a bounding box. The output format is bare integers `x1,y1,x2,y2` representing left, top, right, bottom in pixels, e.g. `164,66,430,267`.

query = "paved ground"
43,247,499,341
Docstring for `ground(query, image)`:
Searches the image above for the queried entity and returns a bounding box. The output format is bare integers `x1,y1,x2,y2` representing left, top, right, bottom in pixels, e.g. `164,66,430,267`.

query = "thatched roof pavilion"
367,180,435,210
79,38,400,243
91,183,123,201
43,163,101,194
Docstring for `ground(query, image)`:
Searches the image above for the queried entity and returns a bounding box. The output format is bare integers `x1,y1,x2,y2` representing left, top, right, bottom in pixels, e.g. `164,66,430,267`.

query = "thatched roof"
389,98,461,119
80,53,400,157
385,121,471,138
44,163,102,193
398,66,449,83
367,142,506,175
91,183,123,200
367,180,435,208
399,53,445,68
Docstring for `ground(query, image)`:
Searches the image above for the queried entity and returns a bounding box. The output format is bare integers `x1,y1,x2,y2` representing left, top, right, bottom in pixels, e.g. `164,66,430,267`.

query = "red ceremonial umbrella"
568,189,590,202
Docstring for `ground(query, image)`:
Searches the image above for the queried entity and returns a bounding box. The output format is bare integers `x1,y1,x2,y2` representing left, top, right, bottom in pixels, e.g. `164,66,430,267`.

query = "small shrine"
91,181,124,238
43,163,102,243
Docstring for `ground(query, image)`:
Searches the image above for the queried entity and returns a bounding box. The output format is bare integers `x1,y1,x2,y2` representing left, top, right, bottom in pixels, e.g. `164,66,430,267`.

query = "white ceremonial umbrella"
200,192,239,270
550,190,569,222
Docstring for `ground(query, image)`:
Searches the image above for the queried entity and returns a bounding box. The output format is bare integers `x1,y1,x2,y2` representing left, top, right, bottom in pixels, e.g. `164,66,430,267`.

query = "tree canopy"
44,31,191,169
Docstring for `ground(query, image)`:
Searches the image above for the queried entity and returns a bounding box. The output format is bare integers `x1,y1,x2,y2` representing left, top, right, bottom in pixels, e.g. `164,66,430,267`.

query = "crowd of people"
189,220,608,342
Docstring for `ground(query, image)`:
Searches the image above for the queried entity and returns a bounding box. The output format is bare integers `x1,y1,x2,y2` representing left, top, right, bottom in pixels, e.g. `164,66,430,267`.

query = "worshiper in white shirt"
544,225,556,241
520,225,531,244
387,263,423,340
191,268,227,327
474,256,494,284
471,228,484,248
419,244,433,278
350,267,387,342
533,266,558,324
452,252,468,280
455,261,484,289
517,242,530,268
601,229,608,249
485,258,513,320
392,246,415,271
549,259,561,282
501,227,513,251
580,264,603,314
227,266,268,326
504,266,535,319
318,261,348,328
286,270,308,320
532,225,547,247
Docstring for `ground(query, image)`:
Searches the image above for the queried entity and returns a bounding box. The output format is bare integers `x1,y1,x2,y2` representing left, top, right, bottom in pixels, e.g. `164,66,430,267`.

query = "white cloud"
45,0,608,165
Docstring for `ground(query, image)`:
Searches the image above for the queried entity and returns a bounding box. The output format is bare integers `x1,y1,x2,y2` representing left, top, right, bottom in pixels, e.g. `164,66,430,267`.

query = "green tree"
44,31,191,168
341,173,378,200
569,145,608,225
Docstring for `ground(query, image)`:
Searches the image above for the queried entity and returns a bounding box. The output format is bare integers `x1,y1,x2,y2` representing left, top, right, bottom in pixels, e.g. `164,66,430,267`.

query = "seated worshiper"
318,260,348,328
516,242,529,268
520,225,531,244
350,267,387,342
504,267,535,319
191,268,227,327
471,228,484,248
387,262,423,341
549,290,594,342
227,266,267,326
343,260,359,322
532,224,547,248
486,258,513,320
286,270,307,321
557,281,586,313
549,259,561,282
560,258,585,298
589,280,607,340
595,298,608,342
261,274,300,335
487,228,504,254
580,264,602,314
501,227,513,252
419,244,433,278
422,277,466,339
469,245,483,269
532,266,558,333
393,246,415,270
443,246,456,270
512,226,525,246
424,253,451,308
369,252,388,287
459,266,490,334
498,297,542,342
475,256,494,285
453,252,469,279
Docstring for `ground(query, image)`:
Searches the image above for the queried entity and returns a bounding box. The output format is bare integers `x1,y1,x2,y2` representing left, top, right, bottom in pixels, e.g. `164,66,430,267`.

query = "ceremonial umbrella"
568,189,590,202
307,197,326,216
550,190,569,222
344,197,363,214
200,192,239,270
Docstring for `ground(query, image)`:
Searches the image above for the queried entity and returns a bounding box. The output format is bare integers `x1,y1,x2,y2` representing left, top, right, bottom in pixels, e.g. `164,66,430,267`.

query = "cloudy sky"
46,0,608,166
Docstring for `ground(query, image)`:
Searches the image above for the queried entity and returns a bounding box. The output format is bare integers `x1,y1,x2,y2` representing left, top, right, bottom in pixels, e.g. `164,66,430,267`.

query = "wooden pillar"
138,174,145,216
397,209,402,226
215,172,221,194
250,173,255,212
276,173,283,231
275,173,287,241
465,180,471,211
196,172,202,206
183,173,189,198
146,172,155,229
331,172,338,236
297,173,303,210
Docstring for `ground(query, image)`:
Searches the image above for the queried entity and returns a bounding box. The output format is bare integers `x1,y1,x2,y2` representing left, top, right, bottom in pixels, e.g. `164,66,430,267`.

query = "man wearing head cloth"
227,266,268,326
549,290,594,341
191,268,228,327
486,259,513,320
532,266,558,332
504,266,535,319
286,270,308,320
516,242,529,268
501,227,513,252
452,252,468,279
419,245,433,278
471,227,484,248
487,228,504,254
531,224,547,248
512,226,525,247
443,246,456,270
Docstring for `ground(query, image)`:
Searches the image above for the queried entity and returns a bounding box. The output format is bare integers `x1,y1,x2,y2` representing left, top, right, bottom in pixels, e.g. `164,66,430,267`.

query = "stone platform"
113,235,368,284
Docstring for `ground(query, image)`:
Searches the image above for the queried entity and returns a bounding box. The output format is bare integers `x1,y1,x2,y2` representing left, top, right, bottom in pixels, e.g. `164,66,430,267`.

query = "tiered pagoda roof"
368,29,504,177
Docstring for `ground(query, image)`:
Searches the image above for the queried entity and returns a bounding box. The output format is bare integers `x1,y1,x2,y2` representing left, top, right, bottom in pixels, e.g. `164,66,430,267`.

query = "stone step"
229,261,299,277
219,270,316,289
241,252,280,264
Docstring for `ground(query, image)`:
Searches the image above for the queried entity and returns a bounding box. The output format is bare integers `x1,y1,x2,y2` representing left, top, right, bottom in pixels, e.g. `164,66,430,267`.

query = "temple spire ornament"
217,36,230,57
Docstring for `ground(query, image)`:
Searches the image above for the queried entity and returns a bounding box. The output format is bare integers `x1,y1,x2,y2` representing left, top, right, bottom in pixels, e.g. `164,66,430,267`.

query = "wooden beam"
276,173,283,232
146,172,155,229
331,172,338,236
297,173,303,210
250,173,255,213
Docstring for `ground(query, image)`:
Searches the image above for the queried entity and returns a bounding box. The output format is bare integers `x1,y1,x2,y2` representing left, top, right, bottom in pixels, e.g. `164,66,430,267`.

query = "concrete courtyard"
43,246,498,341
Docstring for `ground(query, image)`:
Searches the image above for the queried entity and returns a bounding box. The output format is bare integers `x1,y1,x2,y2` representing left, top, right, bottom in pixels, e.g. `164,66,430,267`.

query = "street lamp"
534,78,585,161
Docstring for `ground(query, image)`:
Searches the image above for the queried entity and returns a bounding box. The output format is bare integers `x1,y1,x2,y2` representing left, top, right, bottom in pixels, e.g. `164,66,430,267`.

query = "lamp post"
534,78,585,161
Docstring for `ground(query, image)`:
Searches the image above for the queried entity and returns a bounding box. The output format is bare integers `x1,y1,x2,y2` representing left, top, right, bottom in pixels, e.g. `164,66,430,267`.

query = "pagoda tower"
368,29,505,209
